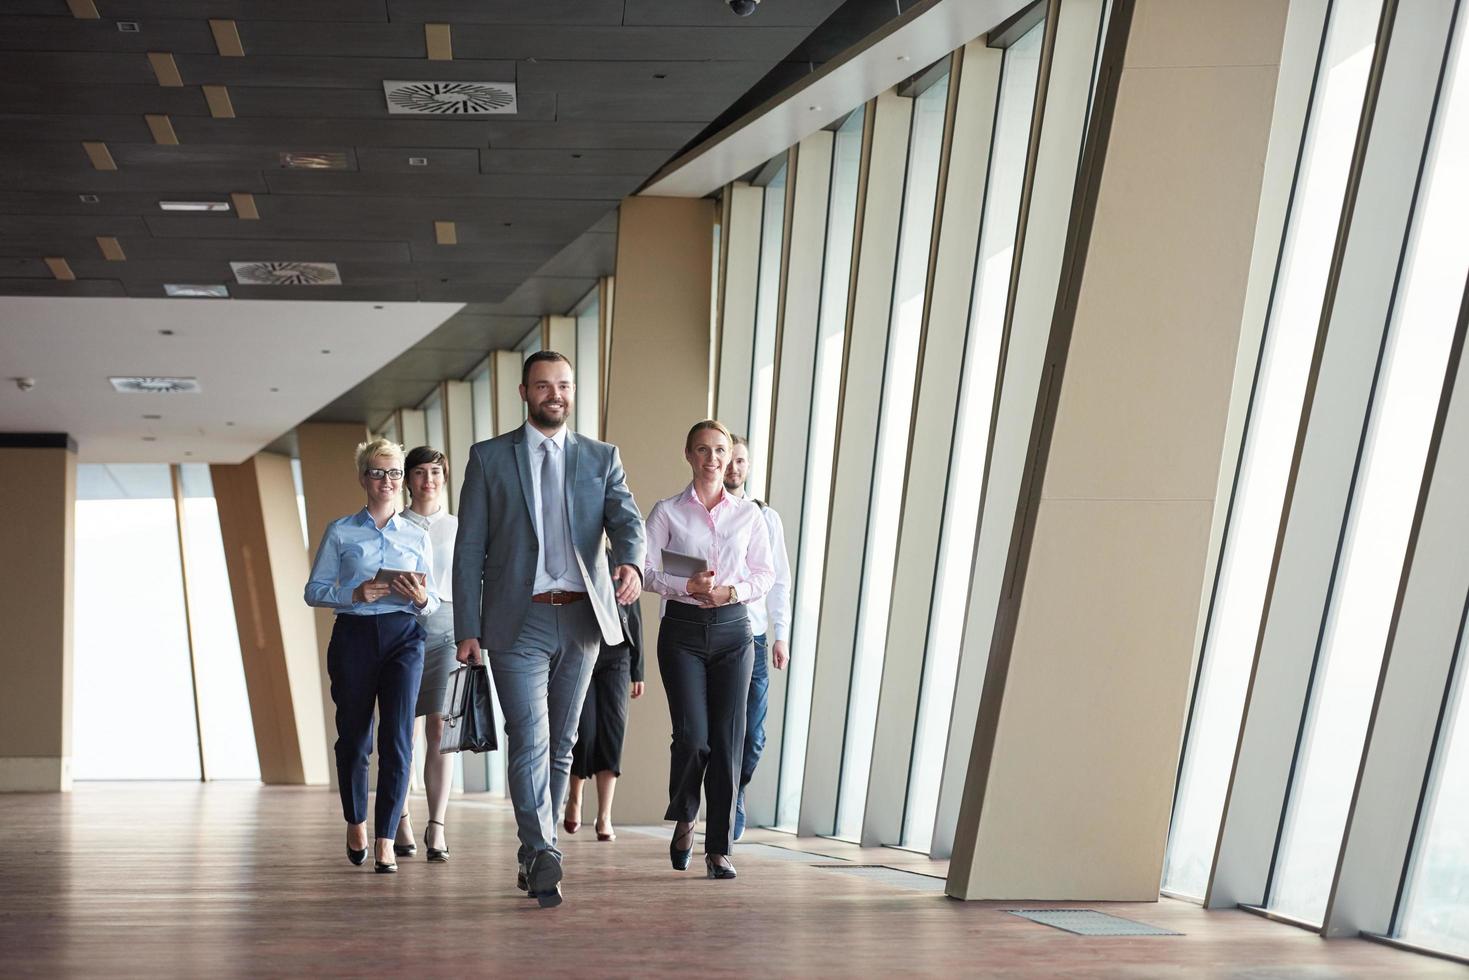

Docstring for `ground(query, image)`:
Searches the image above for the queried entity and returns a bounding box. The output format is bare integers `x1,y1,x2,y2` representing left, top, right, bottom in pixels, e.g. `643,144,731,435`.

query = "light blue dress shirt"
304,508,441,617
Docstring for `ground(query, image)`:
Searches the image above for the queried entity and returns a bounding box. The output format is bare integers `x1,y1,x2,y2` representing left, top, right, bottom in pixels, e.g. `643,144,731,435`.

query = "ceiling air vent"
383,80,517,115
231,261,342,285
110,377,201,394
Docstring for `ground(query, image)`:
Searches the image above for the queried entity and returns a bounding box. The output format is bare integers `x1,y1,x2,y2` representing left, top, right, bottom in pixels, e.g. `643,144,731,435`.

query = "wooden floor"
0,783,1456,978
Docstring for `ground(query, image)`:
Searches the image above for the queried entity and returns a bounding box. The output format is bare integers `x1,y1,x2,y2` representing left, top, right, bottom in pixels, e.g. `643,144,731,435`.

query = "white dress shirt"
523,421,586,594
399,505,456,608
747,504,791,642
644,483,774,607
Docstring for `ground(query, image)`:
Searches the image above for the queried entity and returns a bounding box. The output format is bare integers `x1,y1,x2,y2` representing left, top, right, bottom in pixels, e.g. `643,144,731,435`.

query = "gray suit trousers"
489,599,601,865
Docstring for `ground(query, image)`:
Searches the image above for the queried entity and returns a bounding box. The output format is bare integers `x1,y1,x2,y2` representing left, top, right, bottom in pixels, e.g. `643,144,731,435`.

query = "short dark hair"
522,350,573,388
403,446,446,497
730,434,749,448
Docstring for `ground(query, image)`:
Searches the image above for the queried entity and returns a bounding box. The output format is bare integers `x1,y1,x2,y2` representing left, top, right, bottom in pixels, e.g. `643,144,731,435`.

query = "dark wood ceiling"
0,0,852,424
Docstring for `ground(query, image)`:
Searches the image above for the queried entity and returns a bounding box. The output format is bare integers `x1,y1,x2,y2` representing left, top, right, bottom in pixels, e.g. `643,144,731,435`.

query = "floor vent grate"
1006,909,1182,936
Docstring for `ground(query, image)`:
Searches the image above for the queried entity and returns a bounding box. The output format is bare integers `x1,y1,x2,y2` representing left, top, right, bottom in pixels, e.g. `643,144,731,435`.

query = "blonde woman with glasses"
305,438,440,873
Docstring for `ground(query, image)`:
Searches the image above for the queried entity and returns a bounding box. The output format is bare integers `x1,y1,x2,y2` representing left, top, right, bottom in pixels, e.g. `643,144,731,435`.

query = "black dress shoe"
705,854,737,880
670,823,694,871
425,819,448,862
394,813,417,856
347,845,367,866
374,860,398,874
526,851,564,908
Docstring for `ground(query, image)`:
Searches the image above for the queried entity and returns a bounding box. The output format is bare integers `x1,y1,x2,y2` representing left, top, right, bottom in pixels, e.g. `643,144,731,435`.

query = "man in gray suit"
454,350,645,908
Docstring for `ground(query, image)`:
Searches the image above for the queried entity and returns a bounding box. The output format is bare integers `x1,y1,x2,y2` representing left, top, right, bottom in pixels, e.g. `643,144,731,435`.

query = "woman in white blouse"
643,420,773,879
396,445,459,862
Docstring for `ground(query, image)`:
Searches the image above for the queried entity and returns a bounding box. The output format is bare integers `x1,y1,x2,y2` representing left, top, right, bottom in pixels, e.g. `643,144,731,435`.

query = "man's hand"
772,640,789,670
614,564,642,604
630,681,645,700
456,638,482,665
353,581,391,604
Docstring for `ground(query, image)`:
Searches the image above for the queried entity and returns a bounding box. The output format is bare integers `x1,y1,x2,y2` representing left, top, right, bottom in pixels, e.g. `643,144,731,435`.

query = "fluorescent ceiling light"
158,200,231,212
278,151,350,170
165,284,229,298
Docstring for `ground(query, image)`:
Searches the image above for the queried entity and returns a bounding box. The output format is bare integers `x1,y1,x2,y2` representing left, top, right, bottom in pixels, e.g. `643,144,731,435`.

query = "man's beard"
724,476,744,493
529,400,569,429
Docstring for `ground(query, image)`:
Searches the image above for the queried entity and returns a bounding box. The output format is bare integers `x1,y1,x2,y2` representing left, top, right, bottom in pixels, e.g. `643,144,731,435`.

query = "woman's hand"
698,585,735,608
630,681,645,700
391,573,428,608
772,640,789,670
686,569,715,598
352,581,391,604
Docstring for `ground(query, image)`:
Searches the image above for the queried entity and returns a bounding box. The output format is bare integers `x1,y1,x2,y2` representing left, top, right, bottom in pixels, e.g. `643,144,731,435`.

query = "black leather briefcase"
439,664,498,754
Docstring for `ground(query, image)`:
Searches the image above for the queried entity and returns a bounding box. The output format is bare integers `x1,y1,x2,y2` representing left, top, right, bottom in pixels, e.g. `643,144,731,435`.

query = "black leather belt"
532,590,587,606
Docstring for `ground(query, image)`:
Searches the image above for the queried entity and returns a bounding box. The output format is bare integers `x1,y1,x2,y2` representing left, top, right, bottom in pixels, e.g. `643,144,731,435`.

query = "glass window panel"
575,290,601,437
1270,2,1469,923
72,464,199,780
470,364,493,443
1398,617,1469,957
421,390,445,451
1162,0,1383,900
777,107,865,830
746,162,788,501
290,456,308,550
836,74,950,841
178,464,259,780
904,24,1044,852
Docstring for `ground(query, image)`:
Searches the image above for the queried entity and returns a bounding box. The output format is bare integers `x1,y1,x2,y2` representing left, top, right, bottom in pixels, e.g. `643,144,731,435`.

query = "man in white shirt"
725,436,791,840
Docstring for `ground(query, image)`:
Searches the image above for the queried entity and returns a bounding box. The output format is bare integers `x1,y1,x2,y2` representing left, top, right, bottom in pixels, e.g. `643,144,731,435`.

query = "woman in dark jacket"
563,585,643,842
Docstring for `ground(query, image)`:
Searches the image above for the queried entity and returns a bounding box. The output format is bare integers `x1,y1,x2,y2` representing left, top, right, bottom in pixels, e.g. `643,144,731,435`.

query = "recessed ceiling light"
269,387,279,392
117,21,140,32
158,328,174,335
142,414,162,420
373,305,384,310
79,194,99,203
111,376,201,394
278,150,350,170
809,105,822,111
159,200,231,212
142,436,157,442
165,284,229,298
897,54,910,61
408,156,429,166
653,73,668,79
321,349,331,354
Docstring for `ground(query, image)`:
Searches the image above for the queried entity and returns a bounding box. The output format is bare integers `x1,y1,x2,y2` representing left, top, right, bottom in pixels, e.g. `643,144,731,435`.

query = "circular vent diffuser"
230,261,341,286
384,81,517,115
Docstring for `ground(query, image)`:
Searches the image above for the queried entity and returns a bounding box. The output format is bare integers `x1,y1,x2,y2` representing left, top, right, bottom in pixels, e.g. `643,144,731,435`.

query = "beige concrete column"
603,195,716,823
947,0,1289,900
296,422,369,788
0,436,76,791
212,452,329,786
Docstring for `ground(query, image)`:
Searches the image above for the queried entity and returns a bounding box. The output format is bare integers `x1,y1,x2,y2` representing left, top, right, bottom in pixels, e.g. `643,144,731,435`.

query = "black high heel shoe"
426,819,449,863
705,854,737,880
346,844,367,866
670,822,694,871
394,812,417,857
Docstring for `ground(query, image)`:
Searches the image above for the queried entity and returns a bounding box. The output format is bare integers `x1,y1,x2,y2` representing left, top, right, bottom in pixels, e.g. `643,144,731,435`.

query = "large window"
73,464,258,781
835,73,950,841
904,24,1043,852
1270,0,1468,922
574,288,601,437
469,361,493,442
421,388,445,453
746,162,788,501
1163,0,1384,900
777,107,865,830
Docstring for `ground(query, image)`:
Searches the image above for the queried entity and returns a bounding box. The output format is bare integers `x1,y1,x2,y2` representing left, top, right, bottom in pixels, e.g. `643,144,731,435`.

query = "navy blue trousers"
326,612,424,838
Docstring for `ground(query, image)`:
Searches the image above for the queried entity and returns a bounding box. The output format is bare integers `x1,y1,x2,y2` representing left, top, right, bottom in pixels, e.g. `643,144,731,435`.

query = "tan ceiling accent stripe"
434,220,457,245
82,141,117,171
45,258,76,281
210,19,245,57
425,23,453,61
66,0,98,18
148,52,183,87
203,85,236,119
231,192,259,220
146,114,179,145
96,236,126,261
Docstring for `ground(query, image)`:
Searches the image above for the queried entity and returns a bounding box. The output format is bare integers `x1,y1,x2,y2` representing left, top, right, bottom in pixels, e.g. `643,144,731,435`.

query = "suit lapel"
564,430,580,526
512,428,536,525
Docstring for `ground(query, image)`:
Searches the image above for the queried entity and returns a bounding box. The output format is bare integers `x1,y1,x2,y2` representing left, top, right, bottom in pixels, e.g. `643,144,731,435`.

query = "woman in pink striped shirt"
643,419,774,880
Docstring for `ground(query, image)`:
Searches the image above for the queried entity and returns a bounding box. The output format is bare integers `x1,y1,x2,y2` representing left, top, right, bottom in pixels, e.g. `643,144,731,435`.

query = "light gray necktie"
540,440,571,580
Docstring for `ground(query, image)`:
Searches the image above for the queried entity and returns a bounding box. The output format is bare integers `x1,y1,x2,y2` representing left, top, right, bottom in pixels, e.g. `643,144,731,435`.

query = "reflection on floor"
0,783,1454,977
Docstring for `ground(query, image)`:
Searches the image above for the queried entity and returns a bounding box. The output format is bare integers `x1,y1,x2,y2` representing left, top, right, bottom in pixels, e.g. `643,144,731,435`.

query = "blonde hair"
684,419,733,453
355,437,404,475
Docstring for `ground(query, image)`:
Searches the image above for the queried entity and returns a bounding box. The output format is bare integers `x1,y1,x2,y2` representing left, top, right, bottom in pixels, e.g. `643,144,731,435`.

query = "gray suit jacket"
452,425,646,649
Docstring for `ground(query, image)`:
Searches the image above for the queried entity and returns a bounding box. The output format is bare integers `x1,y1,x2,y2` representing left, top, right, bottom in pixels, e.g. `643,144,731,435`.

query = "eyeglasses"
365,468,404,481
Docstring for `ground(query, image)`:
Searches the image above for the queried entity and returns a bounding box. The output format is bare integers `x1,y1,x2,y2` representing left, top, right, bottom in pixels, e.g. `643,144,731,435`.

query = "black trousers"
326,612,424,838
571,645,631,778
658,603,754,856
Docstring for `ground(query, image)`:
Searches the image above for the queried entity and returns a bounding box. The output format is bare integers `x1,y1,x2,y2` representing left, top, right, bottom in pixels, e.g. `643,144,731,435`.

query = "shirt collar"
354,507,403,530
401,506,444,528
680,482,731,512
523,420,568,453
